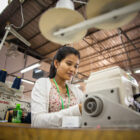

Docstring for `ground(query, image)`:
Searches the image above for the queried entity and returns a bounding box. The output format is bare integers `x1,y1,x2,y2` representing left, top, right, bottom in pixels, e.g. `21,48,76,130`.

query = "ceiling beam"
34,0,47,9
131,62,140,69
33,41,50,50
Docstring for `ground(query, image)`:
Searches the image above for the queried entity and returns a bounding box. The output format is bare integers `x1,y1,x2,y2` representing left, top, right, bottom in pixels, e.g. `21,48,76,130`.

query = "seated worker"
31,46,83,128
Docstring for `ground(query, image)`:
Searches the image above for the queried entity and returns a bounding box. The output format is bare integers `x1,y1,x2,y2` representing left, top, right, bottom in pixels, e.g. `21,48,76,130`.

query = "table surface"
0,122,140,140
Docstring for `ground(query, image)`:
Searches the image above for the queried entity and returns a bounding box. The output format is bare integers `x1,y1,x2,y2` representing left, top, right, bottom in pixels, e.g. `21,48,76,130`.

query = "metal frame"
81,37,140,61
119,28,140,55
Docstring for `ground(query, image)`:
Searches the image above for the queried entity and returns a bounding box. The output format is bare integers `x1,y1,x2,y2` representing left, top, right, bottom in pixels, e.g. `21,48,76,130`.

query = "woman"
31,46,83,128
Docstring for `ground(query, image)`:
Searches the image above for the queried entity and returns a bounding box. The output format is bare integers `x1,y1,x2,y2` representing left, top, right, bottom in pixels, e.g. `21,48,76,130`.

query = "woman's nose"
70,66,76,73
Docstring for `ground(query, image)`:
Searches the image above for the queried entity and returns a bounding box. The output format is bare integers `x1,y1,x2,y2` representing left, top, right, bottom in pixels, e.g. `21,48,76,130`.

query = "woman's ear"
54,59,60,69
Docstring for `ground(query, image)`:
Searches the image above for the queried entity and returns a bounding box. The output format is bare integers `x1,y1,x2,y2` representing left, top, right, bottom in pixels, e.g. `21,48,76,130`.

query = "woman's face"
54,54,80,80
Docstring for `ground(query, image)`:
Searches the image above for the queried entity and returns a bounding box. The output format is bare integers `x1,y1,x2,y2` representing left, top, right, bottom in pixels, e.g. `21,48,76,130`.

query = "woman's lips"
67,73,73,77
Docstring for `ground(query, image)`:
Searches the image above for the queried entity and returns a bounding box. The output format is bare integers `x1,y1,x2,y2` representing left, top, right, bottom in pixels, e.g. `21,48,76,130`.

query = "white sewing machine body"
85,66,139,107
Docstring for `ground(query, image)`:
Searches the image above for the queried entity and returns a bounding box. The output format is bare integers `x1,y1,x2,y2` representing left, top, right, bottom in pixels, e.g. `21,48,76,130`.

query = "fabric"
49,84,78,112
31,78,84,128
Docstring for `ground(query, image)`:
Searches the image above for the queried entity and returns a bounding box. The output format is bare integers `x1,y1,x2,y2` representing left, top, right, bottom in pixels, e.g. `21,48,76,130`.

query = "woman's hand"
79,104,82,114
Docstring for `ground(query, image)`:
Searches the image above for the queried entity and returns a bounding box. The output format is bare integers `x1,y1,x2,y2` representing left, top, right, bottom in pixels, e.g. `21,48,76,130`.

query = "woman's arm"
32,105,80,128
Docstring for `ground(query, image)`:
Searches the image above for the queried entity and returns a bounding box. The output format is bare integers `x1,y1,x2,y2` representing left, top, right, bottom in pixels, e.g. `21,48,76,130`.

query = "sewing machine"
81,66,140,128
0,81,30,120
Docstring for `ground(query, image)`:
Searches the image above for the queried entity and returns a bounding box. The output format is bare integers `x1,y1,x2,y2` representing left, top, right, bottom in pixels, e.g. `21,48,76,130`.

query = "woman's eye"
66,62,78,68
66,62,72,66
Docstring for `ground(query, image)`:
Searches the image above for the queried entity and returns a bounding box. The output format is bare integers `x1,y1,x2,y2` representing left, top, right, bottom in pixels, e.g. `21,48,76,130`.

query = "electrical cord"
10,2,24,29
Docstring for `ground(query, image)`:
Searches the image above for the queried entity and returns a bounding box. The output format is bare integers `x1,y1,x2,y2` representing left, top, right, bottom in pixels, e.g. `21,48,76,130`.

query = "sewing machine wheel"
84,96,103,117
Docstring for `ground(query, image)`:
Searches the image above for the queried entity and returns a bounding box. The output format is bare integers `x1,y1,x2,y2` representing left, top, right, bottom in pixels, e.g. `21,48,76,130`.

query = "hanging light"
39,0,87,45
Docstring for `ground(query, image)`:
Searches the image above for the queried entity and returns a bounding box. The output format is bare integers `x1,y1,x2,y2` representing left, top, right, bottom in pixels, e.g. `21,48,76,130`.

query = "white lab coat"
31,78,84,128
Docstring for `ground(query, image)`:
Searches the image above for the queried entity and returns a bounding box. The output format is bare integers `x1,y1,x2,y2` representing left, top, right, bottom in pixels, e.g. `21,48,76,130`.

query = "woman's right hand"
79,104,82,114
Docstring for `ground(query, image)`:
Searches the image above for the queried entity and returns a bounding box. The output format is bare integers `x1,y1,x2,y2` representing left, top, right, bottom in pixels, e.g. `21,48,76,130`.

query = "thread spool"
12,77,21,90
0,69,7,83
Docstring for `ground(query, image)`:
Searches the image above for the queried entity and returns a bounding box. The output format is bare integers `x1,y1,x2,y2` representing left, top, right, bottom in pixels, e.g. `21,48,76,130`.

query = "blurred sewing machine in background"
0,81,30,121
82,66,140,128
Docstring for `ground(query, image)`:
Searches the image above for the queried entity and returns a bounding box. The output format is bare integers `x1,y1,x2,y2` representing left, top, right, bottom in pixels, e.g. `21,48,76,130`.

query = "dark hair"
48,46,80,78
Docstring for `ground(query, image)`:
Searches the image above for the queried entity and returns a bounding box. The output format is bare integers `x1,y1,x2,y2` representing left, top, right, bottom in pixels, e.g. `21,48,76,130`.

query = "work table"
0,122,140,140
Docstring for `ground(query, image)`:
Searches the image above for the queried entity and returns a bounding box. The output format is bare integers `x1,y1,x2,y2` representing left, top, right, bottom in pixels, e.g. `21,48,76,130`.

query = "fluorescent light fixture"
0,25,31,51
35,69,42,73
20,63,41,73
22,79,34,85
135,70,140,74
5,26,31,47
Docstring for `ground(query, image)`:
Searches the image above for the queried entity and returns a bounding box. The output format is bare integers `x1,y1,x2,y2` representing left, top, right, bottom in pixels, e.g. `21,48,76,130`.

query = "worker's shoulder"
35,77,50,84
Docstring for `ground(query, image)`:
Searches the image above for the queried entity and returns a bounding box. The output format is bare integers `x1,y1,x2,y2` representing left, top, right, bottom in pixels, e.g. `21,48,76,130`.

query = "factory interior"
0,0,140,139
